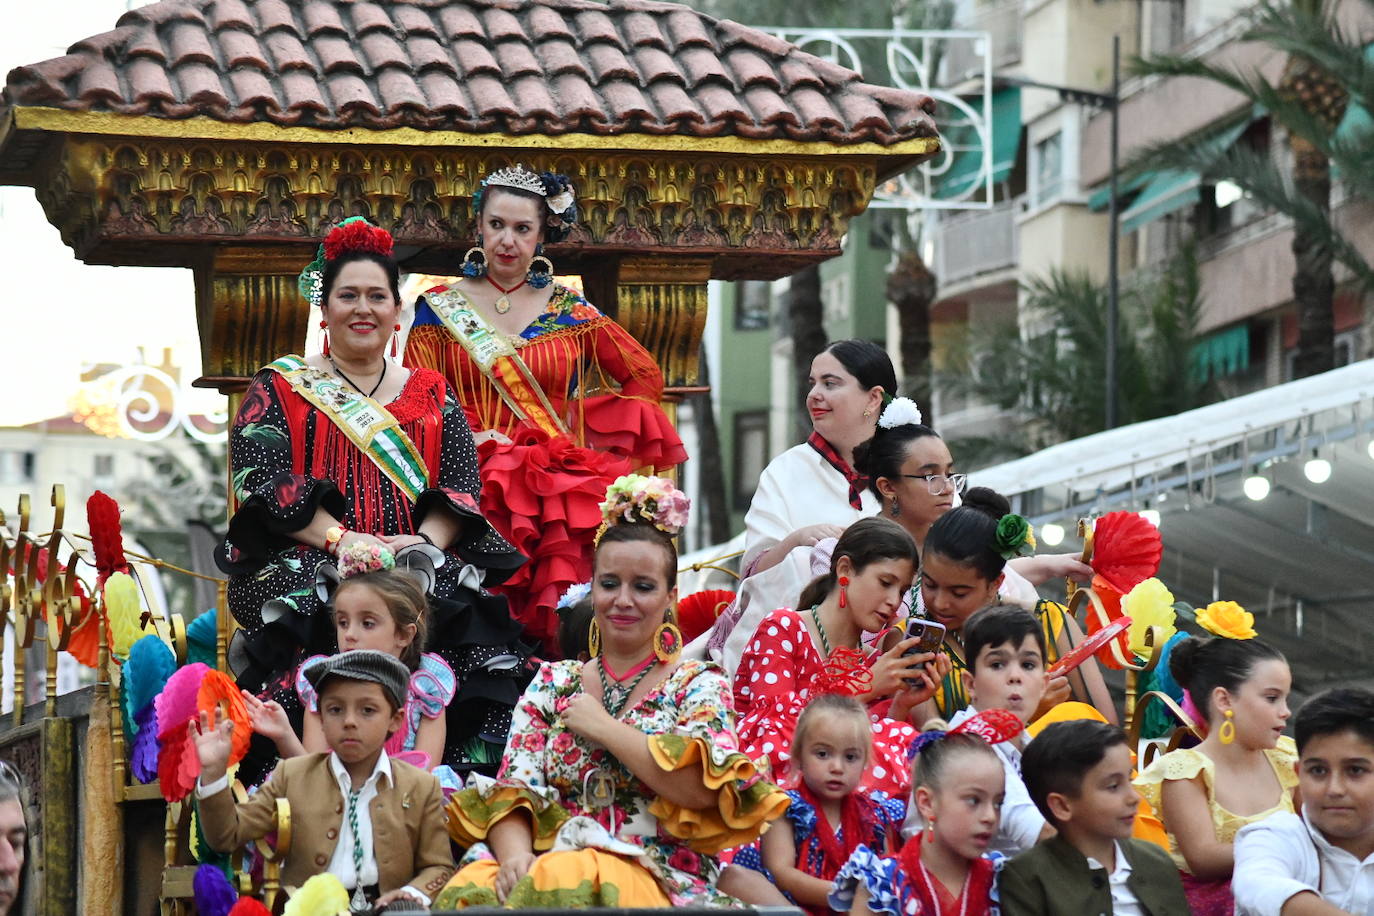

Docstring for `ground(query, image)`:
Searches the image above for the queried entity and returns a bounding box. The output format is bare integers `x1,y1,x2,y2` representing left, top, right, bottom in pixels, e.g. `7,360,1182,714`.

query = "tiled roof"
3,0,937,146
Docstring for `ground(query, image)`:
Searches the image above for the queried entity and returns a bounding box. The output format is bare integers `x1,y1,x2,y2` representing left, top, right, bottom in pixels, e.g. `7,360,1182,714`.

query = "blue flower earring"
461,234,488,278
527,243,554,289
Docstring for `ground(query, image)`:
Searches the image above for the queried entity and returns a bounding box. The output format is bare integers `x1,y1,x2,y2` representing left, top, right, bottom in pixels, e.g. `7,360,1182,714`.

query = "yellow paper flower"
1122,577,1177,657
104,572,142,658
1024,527,1037,551
1196,600,1256,640
283,874,349,916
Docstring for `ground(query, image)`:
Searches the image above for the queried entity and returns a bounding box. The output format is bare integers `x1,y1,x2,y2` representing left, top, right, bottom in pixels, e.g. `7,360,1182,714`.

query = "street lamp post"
1003,34,1122,428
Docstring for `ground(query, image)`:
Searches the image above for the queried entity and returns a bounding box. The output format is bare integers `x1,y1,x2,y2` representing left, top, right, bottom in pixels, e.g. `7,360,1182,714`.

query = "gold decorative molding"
195,247,314,383
616,256,712,389
26,135,880,272
11,106,941,160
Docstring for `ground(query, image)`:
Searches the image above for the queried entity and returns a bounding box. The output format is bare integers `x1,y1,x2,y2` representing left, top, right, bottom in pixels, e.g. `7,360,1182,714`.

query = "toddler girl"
831,711,1020,916
732,693,905,915
1134,630,1295,914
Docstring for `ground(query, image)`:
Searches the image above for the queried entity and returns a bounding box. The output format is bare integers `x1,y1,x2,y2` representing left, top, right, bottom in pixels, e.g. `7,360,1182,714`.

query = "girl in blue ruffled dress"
830,712,1019,916
733,693,905,916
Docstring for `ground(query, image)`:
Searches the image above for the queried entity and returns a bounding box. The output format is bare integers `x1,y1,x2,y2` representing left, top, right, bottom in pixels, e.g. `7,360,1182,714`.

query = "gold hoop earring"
654,622,683,663
1218,709,1235,745
527,254,555,289
588,620,601,658
461,245,488,279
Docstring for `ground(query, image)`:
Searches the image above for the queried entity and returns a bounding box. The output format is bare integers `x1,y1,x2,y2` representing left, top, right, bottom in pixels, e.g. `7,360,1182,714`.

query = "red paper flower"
1084,576,1130,670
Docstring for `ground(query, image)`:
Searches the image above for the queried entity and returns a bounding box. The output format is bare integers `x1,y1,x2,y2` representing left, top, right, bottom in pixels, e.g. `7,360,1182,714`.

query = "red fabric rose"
235,383,271,427
274,476,309,508
324,220,394,260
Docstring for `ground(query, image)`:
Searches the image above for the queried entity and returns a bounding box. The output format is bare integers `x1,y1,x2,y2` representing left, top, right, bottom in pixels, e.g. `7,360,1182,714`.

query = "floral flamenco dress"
734,608,919,797
1134,736,1299,915
404,282,686,650
216,362,529,784
733,787,905,916
436,659,788,908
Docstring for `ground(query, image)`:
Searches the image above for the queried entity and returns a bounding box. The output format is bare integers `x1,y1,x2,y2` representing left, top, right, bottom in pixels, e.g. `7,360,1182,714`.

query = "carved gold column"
194,246,315,393
614,256,712,392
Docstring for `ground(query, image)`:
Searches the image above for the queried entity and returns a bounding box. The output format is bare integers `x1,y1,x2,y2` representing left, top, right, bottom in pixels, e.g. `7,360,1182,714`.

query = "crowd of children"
189,471,1374,915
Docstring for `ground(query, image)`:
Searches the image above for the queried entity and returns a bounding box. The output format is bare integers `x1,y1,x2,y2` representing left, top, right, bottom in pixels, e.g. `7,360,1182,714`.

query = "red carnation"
323,220,394,261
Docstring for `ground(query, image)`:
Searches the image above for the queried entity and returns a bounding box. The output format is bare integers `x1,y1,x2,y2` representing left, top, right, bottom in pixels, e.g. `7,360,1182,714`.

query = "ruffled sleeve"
573,315,685,470
294,655,328,713
406,652,457,737
1133,747,1213,820
732,609,812,778
217,371,346,573
644,661,790,854
828,845,902,916
783,789,818,845
443,661,574,849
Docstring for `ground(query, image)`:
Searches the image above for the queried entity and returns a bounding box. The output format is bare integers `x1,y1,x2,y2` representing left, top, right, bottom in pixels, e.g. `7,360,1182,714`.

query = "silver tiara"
483,165,546,197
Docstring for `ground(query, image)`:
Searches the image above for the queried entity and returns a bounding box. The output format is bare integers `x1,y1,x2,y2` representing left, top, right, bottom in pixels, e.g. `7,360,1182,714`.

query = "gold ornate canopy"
0,0,938,392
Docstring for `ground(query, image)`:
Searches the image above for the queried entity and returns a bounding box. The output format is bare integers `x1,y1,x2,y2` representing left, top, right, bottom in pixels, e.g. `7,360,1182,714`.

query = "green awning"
1089,114,1255,227
1332,42,1374,176
1121,170,1201,233
935,87,1022,198
1191,323,1250,382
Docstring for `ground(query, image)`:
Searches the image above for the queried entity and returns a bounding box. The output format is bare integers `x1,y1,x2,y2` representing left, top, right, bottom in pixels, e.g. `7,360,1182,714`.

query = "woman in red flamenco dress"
404,165,685,651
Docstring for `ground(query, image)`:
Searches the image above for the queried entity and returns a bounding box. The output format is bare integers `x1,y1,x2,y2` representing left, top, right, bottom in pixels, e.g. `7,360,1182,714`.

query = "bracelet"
415,532,435,547
324,525,347,555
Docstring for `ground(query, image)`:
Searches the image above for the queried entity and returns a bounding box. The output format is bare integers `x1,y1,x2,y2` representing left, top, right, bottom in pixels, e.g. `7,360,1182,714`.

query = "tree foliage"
944,245,1217,465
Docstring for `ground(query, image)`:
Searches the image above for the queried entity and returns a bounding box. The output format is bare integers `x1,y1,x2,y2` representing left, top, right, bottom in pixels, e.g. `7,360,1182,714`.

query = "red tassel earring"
838,575,849,609
320,320,330,357
391,323,401,358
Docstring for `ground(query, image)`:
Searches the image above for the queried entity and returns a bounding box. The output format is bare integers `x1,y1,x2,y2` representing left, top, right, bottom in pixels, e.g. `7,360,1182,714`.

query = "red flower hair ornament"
296,216,395,307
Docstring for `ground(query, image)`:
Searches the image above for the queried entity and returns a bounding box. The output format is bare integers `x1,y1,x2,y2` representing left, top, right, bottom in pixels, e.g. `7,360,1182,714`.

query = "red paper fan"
951,708,1024,745
1084,576,1130,671
1091,511,1163,594
197,670,252,766
677,590,735,643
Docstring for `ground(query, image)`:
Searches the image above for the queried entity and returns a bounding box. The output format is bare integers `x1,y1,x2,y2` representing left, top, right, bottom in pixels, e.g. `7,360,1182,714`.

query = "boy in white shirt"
1234,687,1374,916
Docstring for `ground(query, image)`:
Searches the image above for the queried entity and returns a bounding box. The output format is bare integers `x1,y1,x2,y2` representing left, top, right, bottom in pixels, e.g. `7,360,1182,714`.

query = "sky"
0,2,219,427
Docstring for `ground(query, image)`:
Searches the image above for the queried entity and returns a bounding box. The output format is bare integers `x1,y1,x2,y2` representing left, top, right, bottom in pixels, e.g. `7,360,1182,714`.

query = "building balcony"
943,0,1023,85
934,199,1019,296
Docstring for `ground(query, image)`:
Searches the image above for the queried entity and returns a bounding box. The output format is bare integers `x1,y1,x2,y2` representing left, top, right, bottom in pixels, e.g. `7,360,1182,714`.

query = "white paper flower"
546,189,575,215
878,397,924,429
557,581,591,610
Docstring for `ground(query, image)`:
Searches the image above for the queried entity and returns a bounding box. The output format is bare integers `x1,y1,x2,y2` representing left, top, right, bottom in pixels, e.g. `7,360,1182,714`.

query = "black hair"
1168,635,1286,723
911,730,1000,792
963,604,1047,673
557,594,595,661
853,422,943,499
320,249,402,307
1294,687,1374,755
923,487,1012,582
595,522,678,590
1021,720,1129,826
798,517,917,610
823,339,897,398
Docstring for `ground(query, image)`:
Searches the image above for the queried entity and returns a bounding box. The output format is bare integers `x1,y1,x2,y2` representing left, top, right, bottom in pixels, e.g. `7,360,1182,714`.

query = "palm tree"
887,249,939,420
945,244,1217,464
1128,0,1374,378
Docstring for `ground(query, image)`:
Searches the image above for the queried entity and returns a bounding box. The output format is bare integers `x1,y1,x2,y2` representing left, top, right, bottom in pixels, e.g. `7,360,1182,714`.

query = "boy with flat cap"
193,650,453,909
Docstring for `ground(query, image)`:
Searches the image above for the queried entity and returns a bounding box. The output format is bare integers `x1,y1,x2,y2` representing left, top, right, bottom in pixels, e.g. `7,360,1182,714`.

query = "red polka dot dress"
732,608,917,797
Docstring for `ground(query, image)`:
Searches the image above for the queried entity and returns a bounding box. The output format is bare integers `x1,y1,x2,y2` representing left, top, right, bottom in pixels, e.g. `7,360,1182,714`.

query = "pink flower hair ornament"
595,474,691,543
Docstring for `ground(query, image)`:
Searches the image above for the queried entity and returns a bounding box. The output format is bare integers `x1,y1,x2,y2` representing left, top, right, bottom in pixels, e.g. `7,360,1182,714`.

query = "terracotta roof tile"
2,0,937,146
208,0,254,31
218,30,270,71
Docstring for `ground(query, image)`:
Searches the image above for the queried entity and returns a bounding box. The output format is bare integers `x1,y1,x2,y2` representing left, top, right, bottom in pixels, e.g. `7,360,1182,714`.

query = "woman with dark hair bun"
912,486,1116,723
698,340,893,670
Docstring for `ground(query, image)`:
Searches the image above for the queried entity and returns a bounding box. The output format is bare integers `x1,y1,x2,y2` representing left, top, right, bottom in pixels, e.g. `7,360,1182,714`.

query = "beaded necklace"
597,656,657,717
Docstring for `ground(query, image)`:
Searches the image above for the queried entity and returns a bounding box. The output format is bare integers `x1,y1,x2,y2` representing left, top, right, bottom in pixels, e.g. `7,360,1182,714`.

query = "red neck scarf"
795,781,874,880
807,432,868,510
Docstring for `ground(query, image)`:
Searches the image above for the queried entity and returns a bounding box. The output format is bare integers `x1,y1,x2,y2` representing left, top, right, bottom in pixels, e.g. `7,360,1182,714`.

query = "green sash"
422,287,570,437
266,355,428,501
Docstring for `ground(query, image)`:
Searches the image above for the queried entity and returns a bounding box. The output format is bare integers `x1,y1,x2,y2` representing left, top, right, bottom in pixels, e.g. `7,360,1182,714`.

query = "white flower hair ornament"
878,397,924,429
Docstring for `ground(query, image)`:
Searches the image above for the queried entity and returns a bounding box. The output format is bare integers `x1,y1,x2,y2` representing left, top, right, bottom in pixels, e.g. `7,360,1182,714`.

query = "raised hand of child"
240,690,306,757
1034,673,1072,720
189,708,234,784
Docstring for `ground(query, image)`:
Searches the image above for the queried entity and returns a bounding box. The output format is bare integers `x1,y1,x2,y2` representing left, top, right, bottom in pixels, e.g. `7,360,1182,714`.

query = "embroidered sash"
421,287,570,437
266,355,428,501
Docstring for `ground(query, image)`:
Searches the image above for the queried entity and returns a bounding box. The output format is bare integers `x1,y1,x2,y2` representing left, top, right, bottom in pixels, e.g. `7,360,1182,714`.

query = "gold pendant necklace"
486,275,527,315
